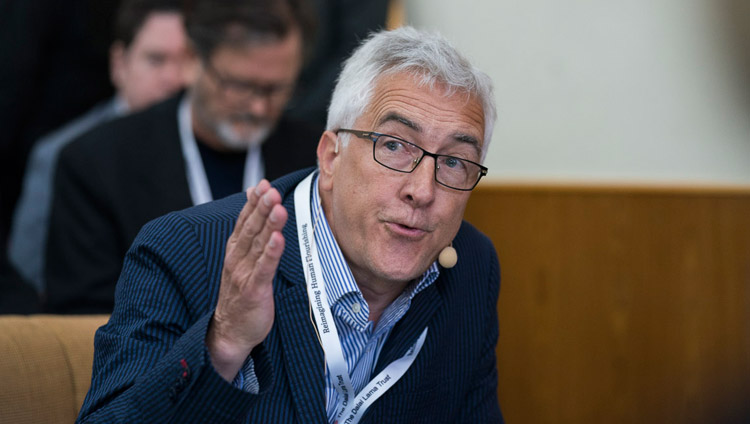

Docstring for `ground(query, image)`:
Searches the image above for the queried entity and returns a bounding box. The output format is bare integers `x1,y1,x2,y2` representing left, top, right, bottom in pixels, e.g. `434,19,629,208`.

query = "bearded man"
45,0,320,314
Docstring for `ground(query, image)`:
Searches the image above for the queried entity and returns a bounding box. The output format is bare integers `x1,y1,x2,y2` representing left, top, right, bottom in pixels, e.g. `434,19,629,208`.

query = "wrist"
206,320,255,382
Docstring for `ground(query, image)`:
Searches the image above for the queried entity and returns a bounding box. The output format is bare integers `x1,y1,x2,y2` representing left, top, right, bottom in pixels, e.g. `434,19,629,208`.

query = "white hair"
326,26,497,162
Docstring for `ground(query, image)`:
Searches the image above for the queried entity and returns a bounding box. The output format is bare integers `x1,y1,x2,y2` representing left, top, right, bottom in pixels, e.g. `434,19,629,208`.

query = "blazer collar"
275,168,313,286
275,281,327,422
270,168,327,421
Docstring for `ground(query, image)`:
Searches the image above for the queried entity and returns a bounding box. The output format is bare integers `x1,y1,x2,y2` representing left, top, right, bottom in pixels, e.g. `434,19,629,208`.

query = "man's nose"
402,155,436,205
246,93,272,117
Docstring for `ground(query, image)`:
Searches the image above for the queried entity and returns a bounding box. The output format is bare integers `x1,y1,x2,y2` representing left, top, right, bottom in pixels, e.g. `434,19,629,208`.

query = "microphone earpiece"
438,245,457,268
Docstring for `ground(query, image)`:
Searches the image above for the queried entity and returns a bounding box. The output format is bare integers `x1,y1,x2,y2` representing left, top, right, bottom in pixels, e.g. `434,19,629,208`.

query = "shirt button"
352,302,362,314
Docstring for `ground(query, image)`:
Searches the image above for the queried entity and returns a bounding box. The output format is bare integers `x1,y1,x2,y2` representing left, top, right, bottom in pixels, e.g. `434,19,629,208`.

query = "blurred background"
406,0,750,184
402,1,750,423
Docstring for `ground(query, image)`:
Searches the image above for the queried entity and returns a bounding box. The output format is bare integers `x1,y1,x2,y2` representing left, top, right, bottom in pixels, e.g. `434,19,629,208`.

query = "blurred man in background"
44,0,320,314
4,0,191,310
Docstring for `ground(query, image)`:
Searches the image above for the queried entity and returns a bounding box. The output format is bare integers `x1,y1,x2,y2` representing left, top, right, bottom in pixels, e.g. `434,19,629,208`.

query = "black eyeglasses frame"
337,128,488,191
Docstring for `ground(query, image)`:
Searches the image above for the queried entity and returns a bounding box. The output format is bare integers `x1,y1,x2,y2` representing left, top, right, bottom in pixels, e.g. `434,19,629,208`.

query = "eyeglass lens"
373,135,482,190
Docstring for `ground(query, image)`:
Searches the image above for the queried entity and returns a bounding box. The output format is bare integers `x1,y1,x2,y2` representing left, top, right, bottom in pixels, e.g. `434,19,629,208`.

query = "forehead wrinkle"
364,73,485,157
377,112,421,132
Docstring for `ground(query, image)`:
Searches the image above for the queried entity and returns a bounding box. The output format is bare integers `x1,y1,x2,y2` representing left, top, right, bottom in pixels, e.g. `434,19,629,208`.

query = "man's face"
111,12,191,111
318,72,486,288
191,31,303,150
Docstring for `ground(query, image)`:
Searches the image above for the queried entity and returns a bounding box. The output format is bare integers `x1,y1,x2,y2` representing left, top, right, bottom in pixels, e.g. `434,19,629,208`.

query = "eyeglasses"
337,129,488,191
203,61,294,103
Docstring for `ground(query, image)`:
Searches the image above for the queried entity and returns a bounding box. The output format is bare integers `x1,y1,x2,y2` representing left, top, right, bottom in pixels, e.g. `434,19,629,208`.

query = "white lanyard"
294,172,428,424
177,95,263,205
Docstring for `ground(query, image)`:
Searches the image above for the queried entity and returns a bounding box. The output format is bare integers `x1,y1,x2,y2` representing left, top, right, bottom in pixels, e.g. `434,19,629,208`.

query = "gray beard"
215,120,271,150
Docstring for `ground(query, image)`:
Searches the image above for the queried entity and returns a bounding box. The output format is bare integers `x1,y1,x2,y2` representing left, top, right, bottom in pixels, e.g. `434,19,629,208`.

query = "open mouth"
388,222,427,239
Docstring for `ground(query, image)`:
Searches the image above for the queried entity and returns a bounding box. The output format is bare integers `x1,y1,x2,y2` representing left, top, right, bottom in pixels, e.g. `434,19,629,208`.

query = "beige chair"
0,314,109,424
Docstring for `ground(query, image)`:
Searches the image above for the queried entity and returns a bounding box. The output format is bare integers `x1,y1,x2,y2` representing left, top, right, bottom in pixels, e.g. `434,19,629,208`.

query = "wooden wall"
464,183,750,423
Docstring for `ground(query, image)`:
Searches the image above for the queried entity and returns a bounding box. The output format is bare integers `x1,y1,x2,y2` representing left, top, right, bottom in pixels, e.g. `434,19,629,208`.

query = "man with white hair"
78,26,504,423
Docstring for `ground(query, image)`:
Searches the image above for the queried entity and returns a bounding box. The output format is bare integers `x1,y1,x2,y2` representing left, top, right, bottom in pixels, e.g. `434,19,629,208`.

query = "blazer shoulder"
169,192,247,227
451,220,500,284
270,167,317,197
456,220,495,252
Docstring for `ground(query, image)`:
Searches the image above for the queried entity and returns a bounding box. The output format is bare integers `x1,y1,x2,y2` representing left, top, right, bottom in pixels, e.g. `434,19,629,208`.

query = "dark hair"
184,0,317,63
114,0,184,47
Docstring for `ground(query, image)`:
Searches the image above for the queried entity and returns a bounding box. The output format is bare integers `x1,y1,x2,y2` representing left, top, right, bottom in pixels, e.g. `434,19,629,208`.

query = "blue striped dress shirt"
309,174,440,423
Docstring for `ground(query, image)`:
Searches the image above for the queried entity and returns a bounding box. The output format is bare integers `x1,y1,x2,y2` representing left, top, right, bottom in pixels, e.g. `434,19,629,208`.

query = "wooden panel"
464,184,750,423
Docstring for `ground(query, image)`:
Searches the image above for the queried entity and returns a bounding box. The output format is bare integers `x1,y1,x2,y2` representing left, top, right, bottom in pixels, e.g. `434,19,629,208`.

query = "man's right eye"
383,139,402,152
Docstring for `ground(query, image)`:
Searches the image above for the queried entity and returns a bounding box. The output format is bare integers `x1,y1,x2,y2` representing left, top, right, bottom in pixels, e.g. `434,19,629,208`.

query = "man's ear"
317,130,339,191
109,41,126,90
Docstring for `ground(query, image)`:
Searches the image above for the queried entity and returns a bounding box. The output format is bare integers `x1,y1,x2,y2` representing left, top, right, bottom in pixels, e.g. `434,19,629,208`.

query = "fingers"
224,180,288,289
250,230,286,289
232,182,282,255
247,203,288,266
242,190,285,256
233,180,271,237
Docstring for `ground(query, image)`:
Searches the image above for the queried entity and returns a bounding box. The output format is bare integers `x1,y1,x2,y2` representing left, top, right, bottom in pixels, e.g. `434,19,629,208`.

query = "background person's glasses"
337,129,488,191
203,61,294,103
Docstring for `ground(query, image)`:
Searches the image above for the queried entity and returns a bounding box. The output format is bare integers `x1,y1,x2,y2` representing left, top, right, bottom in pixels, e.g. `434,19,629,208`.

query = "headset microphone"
438,245,457,268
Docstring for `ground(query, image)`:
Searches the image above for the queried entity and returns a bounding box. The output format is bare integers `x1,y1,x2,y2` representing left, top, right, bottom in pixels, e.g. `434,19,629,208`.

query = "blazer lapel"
274,174,326,423
275,282,327,423
374,281,444,375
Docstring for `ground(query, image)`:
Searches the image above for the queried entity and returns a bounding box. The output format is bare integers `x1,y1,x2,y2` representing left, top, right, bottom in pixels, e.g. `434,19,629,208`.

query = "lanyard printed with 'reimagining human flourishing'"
293,171,428,424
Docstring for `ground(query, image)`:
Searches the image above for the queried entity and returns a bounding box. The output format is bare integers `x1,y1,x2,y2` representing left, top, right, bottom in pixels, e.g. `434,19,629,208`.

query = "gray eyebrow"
454,134,482,158
378,113,421,132
378,112,482,158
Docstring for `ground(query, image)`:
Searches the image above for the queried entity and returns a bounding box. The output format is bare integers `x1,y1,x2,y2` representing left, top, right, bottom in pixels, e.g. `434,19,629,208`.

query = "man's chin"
375,257,431,286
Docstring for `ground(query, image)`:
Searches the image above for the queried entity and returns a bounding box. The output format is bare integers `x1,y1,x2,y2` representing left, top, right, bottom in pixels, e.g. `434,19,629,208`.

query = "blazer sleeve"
77,212,274,423
45,141,123,313
457,239,505,423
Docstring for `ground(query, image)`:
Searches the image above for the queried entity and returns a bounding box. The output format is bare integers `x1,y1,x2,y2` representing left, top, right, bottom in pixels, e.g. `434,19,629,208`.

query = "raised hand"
206,179,288,382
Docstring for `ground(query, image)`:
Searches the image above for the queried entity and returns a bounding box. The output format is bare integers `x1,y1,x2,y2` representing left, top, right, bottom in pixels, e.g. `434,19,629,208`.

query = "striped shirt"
310,175,440,423
235,173,440,423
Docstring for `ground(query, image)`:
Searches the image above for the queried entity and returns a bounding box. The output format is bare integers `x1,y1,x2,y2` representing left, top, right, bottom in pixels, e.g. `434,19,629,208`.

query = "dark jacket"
76,168,503,423
45,94,321,313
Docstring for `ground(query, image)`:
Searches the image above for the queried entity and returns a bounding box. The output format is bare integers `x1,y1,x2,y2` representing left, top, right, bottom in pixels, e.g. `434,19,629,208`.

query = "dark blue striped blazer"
77,168,503,423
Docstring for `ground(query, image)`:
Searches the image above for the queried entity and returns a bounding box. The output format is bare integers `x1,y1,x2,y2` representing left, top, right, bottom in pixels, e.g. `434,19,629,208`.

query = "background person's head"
326,26,497,162
317,27,497,288
110,0,191,111
185,0,317,151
